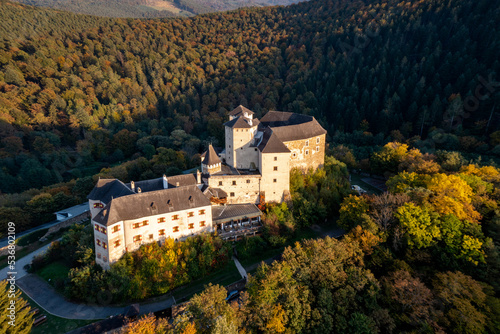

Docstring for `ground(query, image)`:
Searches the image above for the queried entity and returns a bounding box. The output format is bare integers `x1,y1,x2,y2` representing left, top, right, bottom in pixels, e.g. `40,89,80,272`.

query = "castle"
89,106,326,269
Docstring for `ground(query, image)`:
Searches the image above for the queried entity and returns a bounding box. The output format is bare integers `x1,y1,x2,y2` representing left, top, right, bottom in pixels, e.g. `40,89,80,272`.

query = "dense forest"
13,0,300,18
116,143,500,333
0,0,499,229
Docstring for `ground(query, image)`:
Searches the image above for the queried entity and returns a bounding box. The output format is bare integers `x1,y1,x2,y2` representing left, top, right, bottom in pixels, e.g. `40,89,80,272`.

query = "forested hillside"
0,0,499,231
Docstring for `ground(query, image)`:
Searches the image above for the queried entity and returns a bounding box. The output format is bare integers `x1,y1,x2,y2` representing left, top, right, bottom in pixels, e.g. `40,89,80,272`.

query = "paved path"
16,274,176,320
232,256,247,279
0,241,53,280
17,275,127,320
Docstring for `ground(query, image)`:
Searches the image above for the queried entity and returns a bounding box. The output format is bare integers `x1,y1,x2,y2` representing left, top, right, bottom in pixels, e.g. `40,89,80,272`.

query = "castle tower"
201,144,222,174
224,106,260,169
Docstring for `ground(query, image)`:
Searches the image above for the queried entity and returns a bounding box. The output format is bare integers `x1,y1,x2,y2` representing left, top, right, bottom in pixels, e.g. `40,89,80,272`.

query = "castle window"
158,217,166,223
305,140,309,147
230,192,235,197
305,149,309,155
114,240,121,248
199,209,205,215
93,202,104,208
159,229,165,236
316,146,320,152
273,166,278,171
200,221,206,227
219,181,223,186
149,234,154,240
246,179,250,184
274,157,277,161
97,253,101,259
172,215,179,220
273,179,277,183
173,226,179,233
142,220,149,226
255,148,257,151
292,153,297,158
95,224,100,231
316,137,320,144
100,227,107,234
113,225,120,233
232,181,236,185
96,239,101,246
133,223,141,229
103,256,107,262
133,235,142,242
188,212,194,217
102,242,107,249
188,223,194,229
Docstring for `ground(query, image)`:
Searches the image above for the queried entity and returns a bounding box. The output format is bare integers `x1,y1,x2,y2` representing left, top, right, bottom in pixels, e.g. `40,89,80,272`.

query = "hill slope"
0,0,499,194
13,0,302,17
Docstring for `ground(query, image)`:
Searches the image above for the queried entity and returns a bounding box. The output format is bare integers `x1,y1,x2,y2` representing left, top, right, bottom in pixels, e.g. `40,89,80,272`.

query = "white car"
351,185,367,194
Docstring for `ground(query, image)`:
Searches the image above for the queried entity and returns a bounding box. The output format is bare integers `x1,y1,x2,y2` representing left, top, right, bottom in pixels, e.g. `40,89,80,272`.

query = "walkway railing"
217,225,262,240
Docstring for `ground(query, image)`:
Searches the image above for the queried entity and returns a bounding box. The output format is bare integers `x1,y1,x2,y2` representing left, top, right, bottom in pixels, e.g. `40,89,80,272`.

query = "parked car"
225,290,240,302
351,185,367,194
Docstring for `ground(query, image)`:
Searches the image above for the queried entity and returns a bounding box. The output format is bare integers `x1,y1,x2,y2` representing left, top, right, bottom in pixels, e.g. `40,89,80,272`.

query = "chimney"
137,187,142,193
131,181,135,191
196,170,201,184
163,174,168,189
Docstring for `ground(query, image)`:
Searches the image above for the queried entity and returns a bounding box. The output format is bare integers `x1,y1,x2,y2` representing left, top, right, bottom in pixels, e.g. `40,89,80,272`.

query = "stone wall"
208,174,261,204
45,210,90,235
285,133,326,171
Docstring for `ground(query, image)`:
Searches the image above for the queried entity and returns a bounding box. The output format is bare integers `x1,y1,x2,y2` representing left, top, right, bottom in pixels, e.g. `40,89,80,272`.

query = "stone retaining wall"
41,211,90,239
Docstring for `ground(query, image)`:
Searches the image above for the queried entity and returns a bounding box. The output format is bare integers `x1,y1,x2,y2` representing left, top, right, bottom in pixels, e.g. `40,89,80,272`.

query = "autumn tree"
0,280,33,334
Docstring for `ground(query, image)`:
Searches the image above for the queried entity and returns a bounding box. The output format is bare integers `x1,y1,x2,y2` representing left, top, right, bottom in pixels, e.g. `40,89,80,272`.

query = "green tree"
395,203,440,249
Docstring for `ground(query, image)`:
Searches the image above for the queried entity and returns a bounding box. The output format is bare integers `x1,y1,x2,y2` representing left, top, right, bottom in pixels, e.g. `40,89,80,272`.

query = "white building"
88,106,326,269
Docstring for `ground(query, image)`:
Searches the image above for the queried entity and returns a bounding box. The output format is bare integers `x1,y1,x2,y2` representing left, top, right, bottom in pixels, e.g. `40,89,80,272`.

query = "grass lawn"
17,288,97,334
36,261,71,287
239,246,284,268
171,262,242,303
